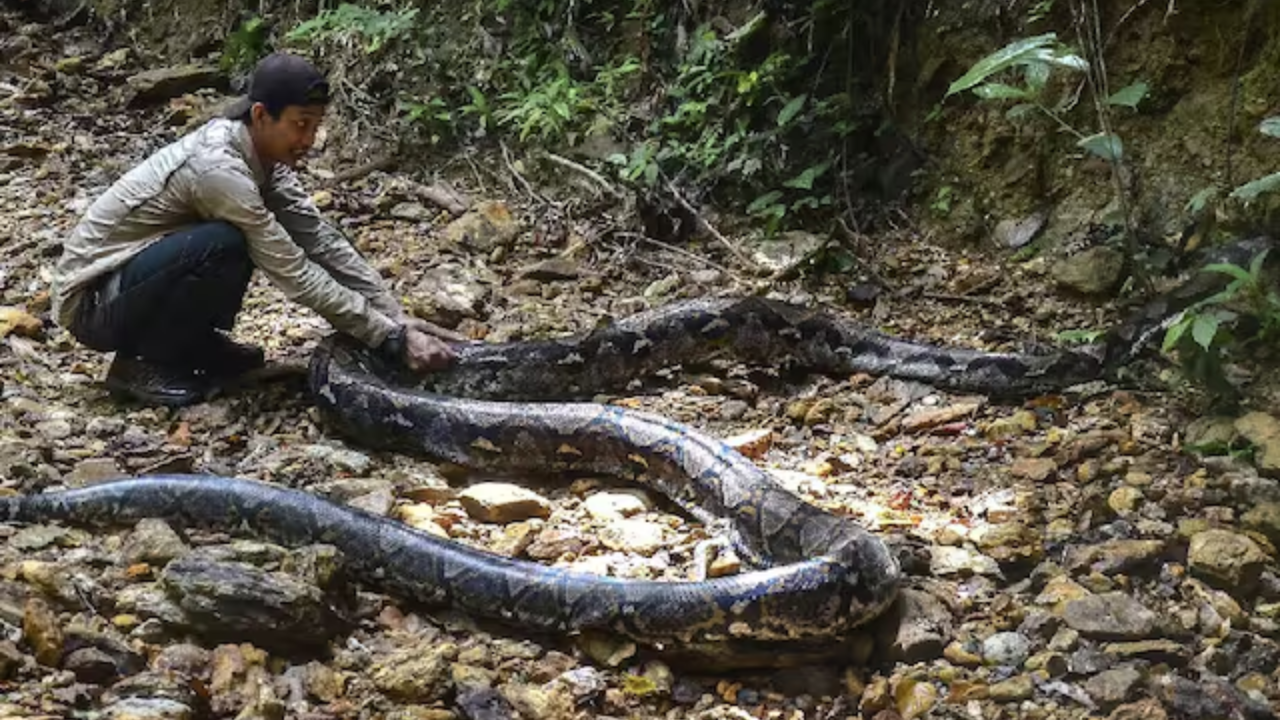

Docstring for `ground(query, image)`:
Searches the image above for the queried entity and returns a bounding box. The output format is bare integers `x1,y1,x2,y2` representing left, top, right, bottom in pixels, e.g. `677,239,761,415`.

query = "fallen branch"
500,140,546,204
617,231,747,285
415,182,471,217
326,154,397,186
540,151,623,198
661,177,757,271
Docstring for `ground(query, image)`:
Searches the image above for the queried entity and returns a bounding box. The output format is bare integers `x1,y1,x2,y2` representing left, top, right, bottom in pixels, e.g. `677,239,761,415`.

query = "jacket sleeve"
262,166,406,321
191,165,400,348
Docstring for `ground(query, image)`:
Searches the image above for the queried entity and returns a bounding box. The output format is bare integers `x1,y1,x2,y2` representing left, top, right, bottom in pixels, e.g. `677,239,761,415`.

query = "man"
51,52,455,407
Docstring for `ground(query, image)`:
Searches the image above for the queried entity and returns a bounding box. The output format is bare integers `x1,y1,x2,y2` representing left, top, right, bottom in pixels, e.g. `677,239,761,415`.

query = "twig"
500,140,546,204
616,231,746,284
325,153,398,187
920,292,1007,308
660,176,756,271
416,182,471,216
540,152,623,198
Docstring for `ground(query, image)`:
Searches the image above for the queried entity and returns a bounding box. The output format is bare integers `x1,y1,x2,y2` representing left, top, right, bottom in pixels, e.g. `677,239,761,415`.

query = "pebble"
458,483,553,523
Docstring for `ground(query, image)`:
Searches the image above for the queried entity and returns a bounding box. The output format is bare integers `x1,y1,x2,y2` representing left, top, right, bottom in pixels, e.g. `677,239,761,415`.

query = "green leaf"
1204,261,1253,283
1006,103,1038,120
1230,171,1280,202
1162,314,1193,352
1191,313,1221,350
1024,61,1050,93
973,83,1031,100
1032,47,1088,72
1185,186,1219,215
1259,116,1280,138
747,190,784,215
1106,81,1149,109
1249,248,1271,277
777,94,807,126
945,33,1059,97
783,161,830,191
1078,132,1123,162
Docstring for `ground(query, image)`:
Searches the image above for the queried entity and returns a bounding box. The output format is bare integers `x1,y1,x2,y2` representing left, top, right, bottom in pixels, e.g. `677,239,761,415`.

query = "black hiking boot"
198,333,266,380
104,355,210,407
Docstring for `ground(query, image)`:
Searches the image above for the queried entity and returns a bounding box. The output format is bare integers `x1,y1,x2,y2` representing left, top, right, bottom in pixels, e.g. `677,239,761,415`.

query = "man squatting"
50,53,455,407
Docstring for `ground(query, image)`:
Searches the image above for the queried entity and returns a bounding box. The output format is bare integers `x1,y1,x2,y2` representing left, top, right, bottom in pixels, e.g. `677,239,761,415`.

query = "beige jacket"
51,117,403,348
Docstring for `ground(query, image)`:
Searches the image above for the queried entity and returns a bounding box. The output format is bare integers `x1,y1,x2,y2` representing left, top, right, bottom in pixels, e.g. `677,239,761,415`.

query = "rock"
1064,540,1167,575
121,519,190,566
0,641,25,680
972,521,1043,565
99,697,197,719
988,674,1034,702
1235,411,1280,476
985,410,1038,439
459,483,553,523
582,491,651,521
1060,592,1157,639
68,457,125,485
1184,415,1238,449
516,258,580,281
930,546,1000,577
1010,456,1058,481
751,231,826,275
389,202,432,221
0,306,42,338
442,200,520,251
994,211,1047,249
502,680,576,720
982,632,1031,667
371,641,457,702
1102,639,1191,664
125,64,225,106
902,401,982,432
1107,698,1167,720
409,265,488,326
1188,529,1269,593
456,686,517,720
894,676,938,720
1242,502,1280,546
302,444,372,474
1085,666,1143,708
1151,673,1275,720
64,646,119,684
880,589,952,662
22,597,63,667
1052,246,1126,295
159,555,346,652
599,518,666,555
1108,486,1143,515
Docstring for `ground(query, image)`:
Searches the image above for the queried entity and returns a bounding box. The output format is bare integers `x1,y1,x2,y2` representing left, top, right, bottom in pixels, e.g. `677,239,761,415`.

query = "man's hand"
403,327,455,372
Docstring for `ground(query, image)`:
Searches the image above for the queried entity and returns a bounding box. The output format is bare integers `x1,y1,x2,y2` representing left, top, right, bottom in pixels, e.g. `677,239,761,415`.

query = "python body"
1,237,1272,665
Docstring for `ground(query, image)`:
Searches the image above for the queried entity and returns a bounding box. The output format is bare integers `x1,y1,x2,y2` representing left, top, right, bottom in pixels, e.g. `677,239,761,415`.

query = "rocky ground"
4,8,1280,720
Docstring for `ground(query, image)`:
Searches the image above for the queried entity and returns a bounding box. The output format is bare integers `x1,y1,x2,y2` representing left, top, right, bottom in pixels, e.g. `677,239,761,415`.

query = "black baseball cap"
223,53,330,118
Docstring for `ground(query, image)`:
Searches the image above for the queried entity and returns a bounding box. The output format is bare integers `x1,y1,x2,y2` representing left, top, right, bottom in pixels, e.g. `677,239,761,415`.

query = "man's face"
251,103,326,167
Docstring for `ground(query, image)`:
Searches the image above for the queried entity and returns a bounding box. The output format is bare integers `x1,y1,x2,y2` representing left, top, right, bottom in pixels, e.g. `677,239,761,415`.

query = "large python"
1,236,1273,667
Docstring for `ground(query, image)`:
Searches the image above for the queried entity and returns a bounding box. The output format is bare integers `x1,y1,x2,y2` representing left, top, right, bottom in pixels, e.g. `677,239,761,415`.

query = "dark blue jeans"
71,221,254,367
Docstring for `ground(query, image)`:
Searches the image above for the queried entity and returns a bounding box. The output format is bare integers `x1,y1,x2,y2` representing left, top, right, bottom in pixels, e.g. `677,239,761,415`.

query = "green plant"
286,3,418,54
1162,248,1280,396
221,16,268,73
945,33,1146,163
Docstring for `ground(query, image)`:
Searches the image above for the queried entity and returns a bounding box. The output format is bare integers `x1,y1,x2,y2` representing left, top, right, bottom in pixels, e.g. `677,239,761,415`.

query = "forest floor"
2,7,1280,720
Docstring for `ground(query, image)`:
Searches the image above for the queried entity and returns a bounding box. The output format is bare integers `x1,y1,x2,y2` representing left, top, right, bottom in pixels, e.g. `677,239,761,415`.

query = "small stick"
617,231,745,284
541,152,623,198
920,292,1006,307
662,178,756,270
500,140,545,204
326,154,398,186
